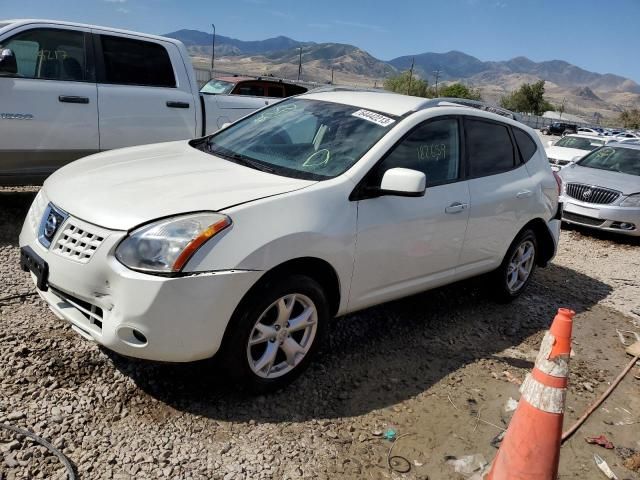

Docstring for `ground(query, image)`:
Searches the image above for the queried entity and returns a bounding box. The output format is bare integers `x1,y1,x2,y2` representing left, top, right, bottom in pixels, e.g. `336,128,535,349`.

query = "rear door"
0,24,98,180
92,31,197,149
457,116,536,277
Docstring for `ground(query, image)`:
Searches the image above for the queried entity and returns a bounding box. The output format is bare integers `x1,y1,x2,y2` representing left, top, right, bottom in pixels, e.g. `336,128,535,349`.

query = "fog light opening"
117,326,148,347
612,221,635,231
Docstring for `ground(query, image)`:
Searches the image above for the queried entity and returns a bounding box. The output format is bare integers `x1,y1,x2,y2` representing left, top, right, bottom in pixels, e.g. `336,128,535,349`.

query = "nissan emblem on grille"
38,204,69,248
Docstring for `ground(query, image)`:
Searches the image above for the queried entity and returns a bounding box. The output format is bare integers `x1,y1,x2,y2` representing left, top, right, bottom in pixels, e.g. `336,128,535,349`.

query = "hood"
45,141,315,230
559,164,640,195
544,146,590,162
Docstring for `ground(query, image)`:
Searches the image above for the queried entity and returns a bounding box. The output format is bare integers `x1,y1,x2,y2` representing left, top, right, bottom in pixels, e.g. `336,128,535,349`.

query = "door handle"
59,95,89,104
166,101,190,109
516,190,533,199
445,202,468,214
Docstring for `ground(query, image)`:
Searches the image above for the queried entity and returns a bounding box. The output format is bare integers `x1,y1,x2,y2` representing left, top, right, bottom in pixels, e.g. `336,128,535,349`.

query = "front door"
0,25,98,181
349,117,470,311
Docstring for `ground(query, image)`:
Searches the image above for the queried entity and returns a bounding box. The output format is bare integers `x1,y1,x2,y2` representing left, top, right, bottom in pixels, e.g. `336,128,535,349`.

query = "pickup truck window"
0,28,87,81
202,98,395,180
235,83,265,96
100,35,175,88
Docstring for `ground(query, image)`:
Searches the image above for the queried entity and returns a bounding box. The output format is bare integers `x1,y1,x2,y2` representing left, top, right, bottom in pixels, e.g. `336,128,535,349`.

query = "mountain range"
165,29,640,119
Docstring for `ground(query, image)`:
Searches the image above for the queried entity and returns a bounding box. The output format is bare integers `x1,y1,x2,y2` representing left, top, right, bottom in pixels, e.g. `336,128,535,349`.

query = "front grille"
51,220,106,263
562,212,604,227
566,183,620,205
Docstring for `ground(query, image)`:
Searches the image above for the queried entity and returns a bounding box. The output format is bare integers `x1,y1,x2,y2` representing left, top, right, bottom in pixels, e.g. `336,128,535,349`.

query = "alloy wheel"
246,293,318,379
506,240,535,293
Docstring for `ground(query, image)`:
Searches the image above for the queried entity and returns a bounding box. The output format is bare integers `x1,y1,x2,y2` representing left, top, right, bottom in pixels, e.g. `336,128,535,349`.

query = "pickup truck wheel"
221,274,328,393
491,230,538,303
541,129,549,135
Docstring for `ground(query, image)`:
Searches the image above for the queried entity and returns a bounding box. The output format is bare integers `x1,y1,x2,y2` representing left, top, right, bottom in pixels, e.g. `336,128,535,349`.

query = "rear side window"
513,128,537,163
0,28,87,81
465,118,516,177
235,83,265,96
100,35,175,87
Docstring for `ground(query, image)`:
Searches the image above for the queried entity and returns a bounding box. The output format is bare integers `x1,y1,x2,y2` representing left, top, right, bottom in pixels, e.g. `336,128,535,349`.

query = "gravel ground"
1,186,639,480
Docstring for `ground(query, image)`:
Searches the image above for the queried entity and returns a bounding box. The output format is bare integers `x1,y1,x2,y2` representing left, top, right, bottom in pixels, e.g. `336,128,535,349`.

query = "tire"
220,274,328,393
541,129,549,135
491,229,538,302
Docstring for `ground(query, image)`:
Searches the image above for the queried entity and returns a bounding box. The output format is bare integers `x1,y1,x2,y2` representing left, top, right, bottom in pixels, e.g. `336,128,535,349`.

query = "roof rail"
417,98,517,119
308,85,383,94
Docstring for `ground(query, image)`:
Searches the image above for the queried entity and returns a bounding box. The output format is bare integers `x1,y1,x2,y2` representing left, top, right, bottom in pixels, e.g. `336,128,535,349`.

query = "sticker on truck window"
351,109,395,127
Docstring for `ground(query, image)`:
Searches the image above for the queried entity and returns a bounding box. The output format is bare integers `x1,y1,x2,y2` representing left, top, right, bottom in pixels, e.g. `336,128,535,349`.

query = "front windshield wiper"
207,144,275,173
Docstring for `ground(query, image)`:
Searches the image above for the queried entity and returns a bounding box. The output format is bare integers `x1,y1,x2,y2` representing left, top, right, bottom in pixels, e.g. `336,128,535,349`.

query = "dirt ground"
1,186,639,480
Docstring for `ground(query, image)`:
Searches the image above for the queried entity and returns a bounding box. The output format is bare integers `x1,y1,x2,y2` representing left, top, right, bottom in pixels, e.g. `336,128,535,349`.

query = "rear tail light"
553,171,562,196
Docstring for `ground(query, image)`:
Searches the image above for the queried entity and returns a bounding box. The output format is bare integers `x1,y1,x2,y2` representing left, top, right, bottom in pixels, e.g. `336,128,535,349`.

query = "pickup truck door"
204,94,276,133
91,31,197,150
0,24,99,182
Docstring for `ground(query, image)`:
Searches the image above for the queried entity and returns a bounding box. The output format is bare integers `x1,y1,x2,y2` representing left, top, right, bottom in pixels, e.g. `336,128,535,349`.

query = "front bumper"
559,196,640,236
19,197,262,362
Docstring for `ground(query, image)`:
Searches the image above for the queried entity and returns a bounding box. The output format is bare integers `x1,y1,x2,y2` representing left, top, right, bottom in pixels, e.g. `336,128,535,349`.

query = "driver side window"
374,118,461,187
0,28,87,81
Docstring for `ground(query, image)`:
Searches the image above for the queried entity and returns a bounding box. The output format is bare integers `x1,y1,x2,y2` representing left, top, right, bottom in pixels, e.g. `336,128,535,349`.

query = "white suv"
19,91,561,391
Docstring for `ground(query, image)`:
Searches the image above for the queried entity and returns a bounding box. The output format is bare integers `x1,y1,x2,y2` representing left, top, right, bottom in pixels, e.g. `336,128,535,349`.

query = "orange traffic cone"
487,308,575,480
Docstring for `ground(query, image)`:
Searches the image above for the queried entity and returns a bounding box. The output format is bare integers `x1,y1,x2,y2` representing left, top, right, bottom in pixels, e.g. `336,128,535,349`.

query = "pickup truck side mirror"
379,168,426,197
0,49,17,75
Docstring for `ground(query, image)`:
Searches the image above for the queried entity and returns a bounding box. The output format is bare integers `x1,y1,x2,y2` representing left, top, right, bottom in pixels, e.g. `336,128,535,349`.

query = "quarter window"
100,35,175,87
0,28,87,81
513,128,537,163
374,118,461,187
465,118,516,177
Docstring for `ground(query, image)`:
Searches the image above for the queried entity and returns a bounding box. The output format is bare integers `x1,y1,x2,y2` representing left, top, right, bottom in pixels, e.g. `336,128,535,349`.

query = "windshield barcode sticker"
352,109,395,127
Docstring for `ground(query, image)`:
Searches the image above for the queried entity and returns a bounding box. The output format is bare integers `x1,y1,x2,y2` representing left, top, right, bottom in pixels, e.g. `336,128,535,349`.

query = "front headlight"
620,194,640,208
115,213,231,274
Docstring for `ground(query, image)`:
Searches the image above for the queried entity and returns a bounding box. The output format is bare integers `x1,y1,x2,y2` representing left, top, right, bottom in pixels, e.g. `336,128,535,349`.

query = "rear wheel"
491,229,538,302
220,274,328,392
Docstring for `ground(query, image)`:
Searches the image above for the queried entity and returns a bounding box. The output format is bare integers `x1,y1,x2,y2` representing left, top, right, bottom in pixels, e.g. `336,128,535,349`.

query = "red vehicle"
200,76,308,98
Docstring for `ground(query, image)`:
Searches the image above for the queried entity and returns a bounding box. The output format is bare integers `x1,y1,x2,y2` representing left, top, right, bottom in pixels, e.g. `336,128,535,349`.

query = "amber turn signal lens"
172,217,231,272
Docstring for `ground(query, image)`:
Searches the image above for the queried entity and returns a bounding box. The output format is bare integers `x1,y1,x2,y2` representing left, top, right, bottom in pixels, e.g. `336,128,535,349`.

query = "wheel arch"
518,218,556,267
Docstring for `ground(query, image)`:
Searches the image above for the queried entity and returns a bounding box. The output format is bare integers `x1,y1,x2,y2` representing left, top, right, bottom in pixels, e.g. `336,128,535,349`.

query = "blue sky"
4,0,640,81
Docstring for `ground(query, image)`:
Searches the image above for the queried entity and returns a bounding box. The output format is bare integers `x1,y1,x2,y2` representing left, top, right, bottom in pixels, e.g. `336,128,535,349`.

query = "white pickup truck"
0,19,287,185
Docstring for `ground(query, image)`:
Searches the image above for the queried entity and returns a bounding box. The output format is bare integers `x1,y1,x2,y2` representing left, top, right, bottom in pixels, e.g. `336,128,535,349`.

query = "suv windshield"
555,136,603,151
578,146,640,176
200,98,396,180
200,79,235,94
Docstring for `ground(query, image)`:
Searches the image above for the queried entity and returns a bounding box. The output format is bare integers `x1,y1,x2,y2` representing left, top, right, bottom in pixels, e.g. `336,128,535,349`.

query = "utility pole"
407,57,415,95
297,47,302,81
433,69,441,97
210,23,216,78
331,67,334,84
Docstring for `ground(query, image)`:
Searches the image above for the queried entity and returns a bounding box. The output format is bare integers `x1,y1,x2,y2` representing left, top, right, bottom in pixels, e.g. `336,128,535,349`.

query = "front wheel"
491,230,538,302
220,274,328,392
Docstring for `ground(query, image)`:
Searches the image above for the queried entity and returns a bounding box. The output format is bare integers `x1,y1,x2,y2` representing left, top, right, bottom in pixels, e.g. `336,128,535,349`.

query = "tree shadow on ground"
109,262,612,423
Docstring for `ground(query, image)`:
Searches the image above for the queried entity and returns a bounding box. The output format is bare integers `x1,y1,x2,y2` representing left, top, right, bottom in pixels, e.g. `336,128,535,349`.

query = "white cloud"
104,0,127,3
334,20,386,33
272,11,294,20
116,7,130,13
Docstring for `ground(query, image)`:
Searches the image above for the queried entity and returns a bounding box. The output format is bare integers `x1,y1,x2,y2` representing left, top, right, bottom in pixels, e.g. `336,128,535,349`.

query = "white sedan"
545,134,607,170
19,91,561,391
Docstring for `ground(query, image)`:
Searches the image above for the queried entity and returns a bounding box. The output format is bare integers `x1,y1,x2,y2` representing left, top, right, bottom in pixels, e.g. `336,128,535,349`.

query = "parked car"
19,92,561,390
545,134,607,170
559,143,640,236
0,19,283,185
613,132,639,140
200,76,307,98
541,122,577,136
577,127,602,136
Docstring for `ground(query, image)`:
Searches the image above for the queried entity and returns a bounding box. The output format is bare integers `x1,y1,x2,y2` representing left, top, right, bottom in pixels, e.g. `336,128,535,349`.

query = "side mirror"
0,48,17,75
379,168,426,197
547,140,554,147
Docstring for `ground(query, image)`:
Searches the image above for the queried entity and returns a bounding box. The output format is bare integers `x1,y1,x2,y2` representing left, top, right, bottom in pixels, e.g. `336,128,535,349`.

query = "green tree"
438,83,482,100
618,108,640,129
499,80,554,115
384,71,431,98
